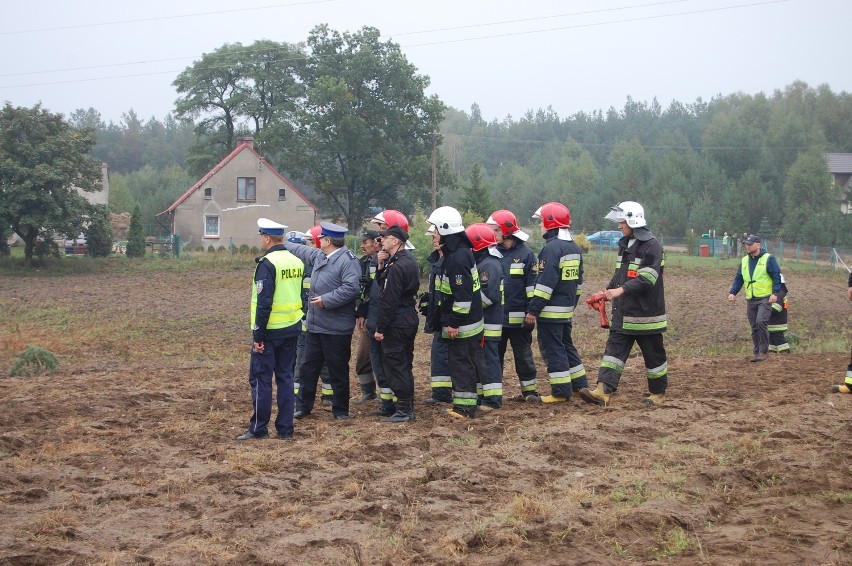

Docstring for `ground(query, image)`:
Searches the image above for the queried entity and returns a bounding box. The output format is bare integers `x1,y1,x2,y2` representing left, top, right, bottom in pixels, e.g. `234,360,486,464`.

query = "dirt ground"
0,260,850,565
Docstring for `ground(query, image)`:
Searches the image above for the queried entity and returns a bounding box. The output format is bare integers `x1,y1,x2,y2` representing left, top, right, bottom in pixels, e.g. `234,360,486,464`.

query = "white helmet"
605,201,646,228
427,206,465,235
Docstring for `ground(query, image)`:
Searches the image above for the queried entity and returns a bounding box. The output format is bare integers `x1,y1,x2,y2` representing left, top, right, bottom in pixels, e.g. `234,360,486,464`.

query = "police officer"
427,206,484,419
238,218,304,441
486,209,540,402
285,222,361,419
727,234,781,362
579,201,669,407
373,225,421,422
527,202,588,403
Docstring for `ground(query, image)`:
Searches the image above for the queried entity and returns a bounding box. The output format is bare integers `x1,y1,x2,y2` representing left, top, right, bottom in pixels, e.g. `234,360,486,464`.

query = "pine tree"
126,204,145,258
457,163,494,220
85,205,114,257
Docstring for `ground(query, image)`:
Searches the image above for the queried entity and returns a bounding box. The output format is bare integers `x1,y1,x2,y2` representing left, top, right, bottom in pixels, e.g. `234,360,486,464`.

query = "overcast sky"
1,0,849,125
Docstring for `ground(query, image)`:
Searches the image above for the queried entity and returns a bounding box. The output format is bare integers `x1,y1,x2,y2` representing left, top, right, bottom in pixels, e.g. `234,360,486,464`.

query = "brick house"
159,137,317,249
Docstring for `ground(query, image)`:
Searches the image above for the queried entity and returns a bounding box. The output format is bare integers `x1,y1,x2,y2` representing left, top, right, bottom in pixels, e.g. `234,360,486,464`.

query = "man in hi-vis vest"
238,218,304,441
727,234,781,362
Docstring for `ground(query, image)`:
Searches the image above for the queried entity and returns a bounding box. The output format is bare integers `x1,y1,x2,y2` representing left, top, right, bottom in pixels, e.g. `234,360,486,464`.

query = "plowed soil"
0,259,850,565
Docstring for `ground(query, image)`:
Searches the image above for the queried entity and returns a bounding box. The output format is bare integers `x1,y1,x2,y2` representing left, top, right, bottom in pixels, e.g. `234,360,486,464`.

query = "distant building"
826,153,852,214
158,137,317,249
76,163,109,206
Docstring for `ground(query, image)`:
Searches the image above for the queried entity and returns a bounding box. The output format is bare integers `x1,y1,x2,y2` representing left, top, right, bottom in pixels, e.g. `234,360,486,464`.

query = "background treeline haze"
73,79,852,247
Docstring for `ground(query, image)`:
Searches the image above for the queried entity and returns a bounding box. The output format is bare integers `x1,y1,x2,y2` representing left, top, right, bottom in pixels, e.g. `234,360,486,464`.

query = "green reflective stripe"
453,391,478,407
646,362,668,379
508,311,525,325
540,305,574,320
623,320,667,331
548,370,571,385
442,320,484,339
484,323,502,338
481,383,503,396
623,314,667,332
453,300,472,314
845,369,852,385
439,280,452,294
570,364,586,379
771,302,783,312
534,283,554,298
293,383,300,394
628,261,639,271
601,355,624,373
520,379,537,392
431,376,452,389
526,286,535,298
768,324,788,332
321,384,334,396
638,267,658,285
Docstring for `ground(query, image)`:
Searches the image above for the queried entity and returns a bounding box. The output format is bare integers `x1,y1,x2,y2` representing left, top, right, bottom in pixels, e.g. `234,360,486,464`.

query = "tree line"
3,23,851,257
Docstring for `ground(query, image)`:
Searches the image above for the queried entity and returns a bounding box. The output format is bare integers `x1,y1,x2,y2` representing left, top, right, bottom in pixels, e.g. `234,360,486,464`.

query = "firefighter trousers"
498,326,538,395
597,331,668,395
536,321,587,398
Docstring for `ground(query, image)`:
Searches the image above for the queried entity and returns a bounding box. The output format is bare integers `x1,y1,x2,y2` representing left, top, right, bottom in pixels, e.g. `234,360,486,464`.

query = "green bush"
126,204,145,258
217,245,226,253
685,229,699,256
207,245,216,253
10,346,58,377
34,238,60,258
195,246,204,253
250,246,260,255
239,244,250,255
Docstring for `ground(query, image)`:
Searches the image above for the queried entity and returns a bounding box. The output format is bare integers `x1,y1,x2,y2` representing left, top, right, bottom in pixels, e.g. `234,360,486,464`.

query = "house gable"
160,138,317,249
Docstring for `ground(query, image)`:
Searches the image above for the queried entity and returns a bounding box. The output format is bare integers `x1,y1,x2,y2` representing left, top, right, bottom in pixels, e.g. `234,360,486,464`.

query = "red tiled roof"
158,141,317,215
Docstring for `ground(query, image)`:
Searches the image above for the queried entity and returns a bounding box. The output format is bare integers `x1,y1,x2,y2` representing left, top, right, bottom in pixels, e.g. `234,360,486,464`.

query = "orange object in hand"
585,291,610,329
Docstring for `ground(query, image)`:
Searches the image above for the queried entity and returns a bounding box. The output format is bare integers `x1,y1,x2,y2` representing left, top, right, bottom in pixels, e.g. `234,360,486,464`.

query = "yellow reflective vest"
740,253,773,299
251,250,303,330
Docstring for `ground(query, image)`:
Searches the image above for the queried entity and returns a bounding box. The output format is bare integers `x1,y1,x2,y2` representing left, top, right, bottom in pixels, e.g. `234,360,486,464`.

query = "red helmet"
306,225,323,247
372,209,409,232
486,210,519,237
465,223,499,252
532,202,571,230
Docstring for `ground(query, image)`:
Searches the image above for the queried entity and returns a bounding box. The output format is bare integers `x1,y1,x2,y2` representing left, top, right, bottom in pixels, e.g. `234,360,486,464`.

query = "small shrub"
239,244,250,255
207,245,216,253
574,234,591,253
250,246,260,255
195,246,204,253
34,239,60,259
10,346,58,377
217,245,226,253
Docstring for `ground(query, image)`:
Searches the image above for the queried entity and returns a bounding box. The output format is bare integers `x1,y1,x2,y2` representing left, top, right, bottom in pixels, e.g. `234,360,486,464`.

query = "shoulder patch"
255,280,264,294
347,251,357,260
538,259,546,271
455,274,463,285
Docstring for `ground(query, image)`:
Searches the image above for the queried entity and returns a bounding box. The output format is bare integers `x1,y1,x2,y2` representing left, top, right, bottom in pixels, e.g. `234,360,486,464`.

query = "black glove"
417,292,430,316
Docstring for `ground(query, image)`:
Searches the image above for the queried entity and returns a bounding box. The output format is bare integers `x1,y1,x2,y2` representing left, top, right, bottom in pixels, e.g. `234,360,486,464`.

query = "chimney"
236,136,254,149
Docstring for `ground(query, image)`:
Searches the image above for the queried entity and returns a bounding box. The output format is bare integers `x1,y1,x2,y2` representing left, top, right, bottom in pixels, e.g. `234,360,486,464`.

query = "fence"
689,237,851,270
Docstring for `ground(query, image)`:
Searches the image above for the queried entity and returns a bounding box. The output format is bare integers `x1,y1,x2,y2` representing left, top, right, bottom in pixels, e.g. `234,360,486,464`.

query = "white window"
237,177,256,201
204,215,220,237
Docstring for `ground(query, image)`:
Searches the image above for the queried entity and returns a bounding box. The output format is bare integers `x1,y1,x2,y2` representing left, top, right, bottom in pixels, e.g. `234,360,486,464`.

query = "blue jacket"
284,242,361,335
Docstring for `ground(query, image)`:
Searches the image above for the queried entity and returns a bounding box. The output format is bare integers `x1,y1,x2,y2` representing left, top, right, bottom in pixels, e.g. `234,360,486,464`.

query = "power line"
0,0,692,78
0,0,789,89
0,0,339,36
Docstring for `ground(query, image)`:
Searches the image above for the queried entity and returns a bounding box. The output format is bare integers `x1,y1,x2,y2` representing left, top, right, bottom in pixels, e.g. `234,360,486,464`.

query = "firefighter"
373,225,421,422
831,270,852,394
427,206,484,419
363,209,415,416
353,230,380,404
768,273,790,353
466,223,505,411
579,201,669,407
486,209,541,402
422,224,452,405
727,234,781,362
237,218,304,441
527,202,588,402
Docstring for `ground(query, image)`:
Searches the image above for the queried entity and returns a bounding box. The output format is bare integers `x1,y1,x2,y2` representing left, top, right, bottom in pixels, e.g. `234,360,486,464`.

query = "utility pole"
431,131,438,210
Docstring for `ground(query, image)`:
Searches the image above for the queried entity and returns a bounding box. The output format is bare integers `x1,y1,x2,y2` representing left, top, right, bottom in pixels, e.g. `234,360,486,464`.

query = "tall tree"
276,25,444,229
126,204,145,258
0,103,102,262
782,149,834,241
457,163,494,219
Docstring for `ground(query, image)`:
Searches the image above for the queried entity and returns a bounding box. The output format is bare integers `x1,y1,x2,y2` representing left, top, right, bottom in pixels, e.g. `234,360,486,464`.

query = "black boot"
383,398,415,423
354,378,377,405
373,399,396,417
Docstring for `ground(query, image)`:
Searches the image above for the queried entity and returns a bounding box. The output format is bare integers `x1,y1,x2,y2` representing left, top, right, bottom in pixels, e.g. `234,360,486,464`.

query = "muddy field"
0,258,850,565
